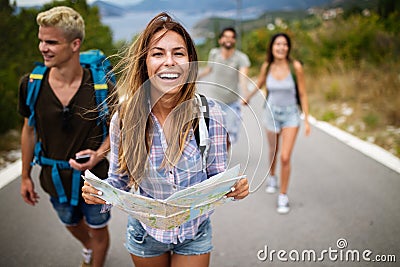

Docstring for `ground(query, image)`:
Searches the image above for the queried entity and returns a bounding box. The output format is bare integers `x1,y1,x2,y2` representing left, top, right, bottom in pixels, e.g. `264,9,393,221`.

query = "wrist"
21,173,32,181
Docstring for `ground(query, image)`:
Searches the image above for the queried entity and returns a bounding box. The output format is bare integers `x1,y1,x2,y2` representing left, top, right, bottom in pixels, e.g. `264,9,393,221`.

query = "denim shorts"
125,217,213,257
220,100,242,144
263,104,301,133
50,196,110,228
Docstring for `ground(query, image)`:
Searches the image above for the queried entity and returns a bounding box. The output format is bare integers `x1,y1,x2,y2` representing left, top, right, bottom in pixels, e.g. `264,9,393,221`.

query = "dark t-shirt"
18,68,115,200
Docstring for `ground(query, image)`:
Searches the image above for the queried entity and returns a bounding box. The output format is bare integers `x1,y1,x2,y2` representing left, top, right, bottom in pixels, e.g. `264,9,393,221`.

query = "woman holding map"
82,12,248,267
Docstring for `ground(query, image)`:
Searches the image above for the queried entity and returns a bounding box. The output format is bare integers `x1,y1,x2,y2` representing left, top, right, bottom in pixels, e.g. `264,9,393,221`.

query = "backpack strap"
33,142,81,206
80,50,112,141
194,93,210,170
265,63,271,100
26,63,47,128
289,61,302,110
93,73,108,142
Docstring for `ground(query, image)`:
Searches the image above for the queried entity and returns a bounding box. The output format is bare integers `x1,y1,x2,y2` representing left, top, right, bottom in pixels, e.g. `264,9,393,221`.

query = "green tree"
0,0,23,133
378,0,398,18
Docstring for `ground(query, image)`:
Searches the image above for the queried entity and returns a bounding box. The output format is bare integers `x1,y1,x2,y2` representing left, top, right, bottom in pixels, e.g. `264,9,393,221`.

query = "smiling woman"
81,12,249,267
146,30,190,100
115,12,200,178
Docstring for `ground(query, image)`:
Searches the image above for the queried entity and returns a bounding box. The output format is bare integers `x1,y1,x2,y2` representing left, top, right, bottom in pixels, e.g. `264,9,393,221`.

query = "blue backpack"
26,49,115,206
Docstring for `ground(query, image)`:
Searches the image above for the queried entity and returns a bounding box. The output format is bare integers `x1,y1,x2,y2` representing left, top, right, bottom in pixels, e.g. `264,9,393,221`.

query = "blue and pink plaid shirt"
106,98,227,244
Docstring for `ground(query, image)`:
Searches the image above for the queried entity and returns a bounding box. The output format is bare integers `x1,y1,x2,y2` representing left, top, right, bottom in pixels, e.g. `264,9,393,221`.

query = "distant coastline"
101,9,262,42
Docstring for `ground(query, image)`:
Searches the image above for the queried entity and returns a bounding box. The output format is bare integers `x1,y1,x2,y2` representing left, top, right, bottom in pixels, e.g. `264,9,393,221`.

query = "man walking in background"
198,27,250,151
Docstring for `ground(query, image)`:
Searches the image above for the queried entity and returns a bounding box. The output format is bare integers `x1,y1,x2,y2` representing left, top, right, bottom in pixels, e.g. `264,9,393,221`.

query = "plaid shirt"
106,98,227,244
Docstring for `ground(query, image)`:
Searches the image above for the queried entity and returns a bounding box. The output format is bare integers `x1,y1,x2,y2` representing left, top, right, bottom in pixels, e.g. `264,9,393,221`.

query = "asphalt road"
0,95,399,267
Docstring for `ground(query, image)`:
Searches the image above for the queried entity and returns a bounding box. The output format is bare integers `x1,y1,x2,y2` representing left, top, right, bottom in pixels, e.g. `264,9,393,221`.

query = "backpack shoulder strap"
26,63,47,128
289,60,297,84
194,93,210,169
80,49,115,141
198,94,210,134
265,62,271,99
194,93,209,147
289,60,302,109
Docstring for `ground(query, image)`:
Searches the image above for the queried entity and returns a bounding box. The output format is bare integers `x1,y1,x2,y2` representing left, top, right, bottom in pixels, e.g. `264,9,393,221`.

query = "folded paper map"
83,164,244,230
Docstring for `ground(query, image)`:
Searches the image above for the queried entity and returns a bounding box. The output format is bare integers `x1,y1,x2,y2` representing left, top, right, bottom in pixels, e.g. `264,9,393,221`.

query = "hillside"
192,10,310,39
191,0,381,38
93,0,332,14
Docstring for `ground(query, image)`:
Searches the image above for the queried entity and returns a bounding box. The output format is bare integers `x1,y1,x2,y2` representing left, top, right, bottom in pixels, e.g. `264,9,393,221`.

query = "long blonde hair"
113,12,199,188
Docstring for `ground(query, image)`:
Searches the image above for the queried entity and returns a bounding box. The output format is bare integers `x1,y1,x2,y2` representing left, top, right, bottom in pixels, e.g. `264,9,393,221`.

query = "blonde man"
19,6,113,267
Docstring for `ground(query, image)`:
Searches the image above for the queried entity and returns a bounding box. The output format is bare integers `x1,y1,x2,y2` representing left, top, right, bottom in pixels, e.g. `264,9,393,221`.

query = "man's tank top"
266,72,297,106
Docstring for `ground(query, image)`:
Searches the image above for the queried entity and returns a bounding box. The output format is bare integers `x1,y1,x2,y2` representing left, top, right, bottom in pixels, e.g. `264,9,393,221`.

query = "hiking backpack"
26,49,115,206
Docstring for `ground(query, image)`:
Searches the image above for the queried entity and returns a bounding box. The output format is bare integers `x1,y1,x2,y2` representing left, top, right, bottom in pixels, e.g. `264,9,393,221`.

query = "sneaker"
81,248,92,267
265,175,278,193
81,261,92,267
277,194,290,214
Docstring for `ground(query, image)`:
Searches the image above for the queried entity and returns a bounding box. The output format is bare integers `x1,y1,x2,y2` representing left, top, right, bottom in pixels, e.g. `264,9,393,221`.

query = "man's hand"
21,177,39,206
69,149,103,171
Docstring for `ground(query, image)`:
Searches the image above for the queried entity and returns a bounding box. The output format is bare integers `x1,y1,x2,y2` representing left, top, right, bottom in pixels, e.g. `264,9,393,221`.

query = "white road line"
309,116,400,174
0,160,22,189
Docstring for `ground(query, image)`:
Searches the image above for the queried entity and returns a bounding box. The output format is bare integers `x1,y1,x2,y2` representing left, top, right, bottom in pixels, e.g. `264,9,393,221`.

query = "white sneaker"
277,194,290,214
81,248,92,267
265,175,278,193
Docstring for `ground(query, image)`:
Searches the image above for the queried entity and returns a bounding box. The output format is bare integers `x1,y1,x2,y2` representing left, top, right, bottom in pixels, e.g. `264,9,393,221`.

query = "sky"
14,0,142,7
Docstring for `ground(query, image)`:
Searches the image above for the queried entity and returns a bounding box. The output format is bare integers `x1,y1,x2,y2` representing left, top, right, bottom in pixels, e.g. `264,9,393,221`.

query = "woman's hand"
81,181,106,205
226,177,249,200
304,120,311,136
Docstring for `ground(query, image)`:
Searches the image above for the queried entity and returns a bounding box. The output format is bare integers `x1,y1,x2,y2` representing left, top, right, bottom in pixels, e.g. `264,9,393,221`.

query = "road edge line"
0,159,22,189
309,116,400,174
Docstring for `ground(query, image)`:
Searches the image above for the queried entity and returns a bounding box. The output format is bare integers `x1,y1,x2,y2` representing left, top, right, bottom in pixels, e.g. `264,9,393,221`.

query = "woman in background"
245,33,310,214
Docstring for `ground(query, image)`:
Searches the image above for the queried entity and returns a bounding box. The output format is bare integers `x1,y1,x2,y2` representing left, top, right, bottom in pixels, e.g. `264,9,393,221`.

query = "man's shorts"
263,104,301,133
220,100,242,144
50,196,110,228
125,217,213,257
